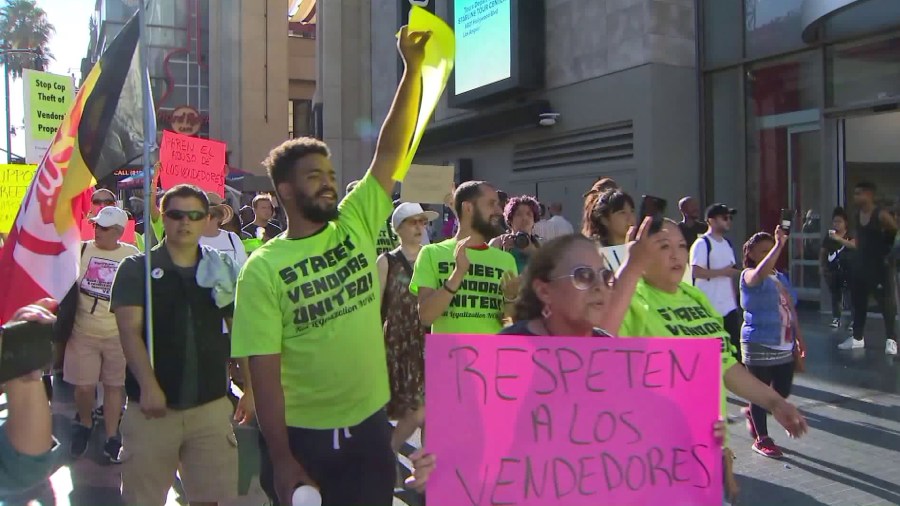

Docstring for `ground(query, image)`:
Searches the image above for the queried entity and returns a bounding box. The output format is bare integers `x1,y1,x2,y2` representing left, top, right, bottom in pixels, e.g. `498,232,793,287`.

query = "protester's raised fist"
397,26,431,69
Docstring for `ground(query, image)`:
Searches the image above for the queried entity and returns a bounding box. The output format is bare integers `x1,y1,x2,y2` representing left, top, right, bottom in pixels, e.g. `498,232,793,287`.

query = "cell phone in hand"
780,209,793,234
0,320,53,384
640,195,668,235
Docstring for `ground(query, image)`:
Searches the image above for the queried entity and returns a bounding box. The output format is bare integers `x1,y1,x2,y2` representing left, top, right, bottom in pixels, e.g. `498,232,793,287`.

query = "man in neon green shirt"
231,28,432,506
411,181,519,334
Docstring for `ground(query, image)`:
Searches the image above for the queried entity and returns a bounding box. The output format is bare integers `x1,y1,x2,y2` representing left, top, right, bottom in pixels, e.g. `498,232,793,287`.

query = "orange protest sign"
158,130,226,196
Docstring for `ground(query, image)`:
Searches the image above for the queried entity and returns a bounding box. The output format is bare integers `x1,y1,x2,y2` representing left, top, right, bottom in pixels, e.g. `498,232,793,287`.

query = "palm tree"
0,0,55,78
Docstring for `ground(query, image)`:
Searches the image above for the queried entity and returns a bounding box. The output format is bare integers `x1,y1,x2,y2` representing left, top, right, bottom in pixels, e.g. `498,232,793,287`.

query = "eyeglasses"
93,223,113,232
92,199,115,206
164,209,208,222
552,266,615,291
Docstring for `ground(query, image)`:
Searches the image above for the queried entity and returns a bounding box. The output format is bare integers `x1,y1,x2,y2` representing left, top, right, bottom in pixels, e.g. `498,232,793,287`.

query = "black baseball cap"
706,203,737,220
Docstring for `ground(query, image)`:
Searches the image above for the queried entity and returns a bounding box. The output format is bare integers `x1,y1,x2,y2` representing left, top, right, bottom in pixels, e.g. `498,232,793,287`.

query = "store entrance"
836,111,900,315
840,112,900,215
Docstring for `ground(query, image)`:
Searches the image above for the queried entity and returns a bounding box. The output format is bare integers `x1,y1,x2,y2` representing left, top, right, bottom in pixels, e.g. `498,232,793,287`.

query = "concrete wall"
288,35,316,101
208,0,243,165
318,0,375,190
356,0,700,223
237,0,289,173
411,63,698,229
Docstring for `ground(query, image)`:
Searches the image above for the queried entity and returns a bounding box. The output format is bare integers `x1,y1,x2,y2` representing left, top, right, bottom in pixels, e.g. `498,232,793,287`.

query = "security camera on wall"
539,112,560,127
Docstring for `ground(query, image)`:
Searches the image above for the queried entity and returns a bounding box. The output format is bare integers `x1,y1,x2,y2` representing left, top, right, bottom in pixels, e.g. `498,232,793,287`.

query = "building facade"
343,0,701,229
319,0,900,309
701,0,900,305
85,0,315,181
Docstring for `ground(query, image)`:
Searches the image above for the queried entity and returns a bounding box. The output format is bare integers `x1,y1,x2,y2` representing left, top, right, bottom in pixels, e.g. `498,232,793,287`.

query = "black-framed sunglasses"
92,223,113,232
552,266,615,291
92,199,115,206
164,209,208,222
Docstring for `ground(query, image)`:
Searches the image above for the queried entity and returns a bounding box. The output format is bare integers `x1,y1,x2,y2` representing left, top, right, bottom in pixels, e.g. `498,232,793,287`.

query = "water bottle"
292,485,322,506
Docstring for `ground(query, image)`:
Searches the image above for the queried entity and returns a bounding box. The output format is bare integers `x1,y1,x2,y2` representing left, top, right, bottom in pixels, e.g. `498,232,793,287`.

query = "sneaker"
103,437,123,464
741,407,757,440
837,336,864,350
70,422,92,458
830,318,840,328
751,437,783,459
886,339,898,356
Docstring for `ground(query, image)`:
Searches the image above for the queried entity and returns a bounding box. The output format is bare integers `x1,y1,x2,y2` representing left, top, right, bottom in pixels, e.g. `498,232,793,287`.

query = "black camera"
514,232,533,249
0,320,53,384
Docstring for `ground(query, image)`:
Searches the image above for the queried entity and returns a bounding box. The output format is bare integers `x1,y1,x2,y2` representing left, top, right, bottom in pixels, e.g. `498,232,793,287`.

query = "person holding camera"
489,195,542,272
0,299,61,492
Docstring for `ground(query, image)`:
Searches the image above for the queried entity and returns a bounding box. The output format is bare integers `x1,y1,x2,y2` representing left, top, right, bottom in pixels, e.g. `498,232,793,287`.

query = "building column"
316,0,374,191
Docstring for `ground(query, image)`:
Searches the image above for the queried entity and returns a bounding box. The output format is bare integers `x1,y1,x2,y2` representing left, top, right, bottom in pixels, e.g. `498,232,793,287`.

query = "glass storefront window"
745,52,823,297
745,0,805,59
702,0,742,67
827,33,900,108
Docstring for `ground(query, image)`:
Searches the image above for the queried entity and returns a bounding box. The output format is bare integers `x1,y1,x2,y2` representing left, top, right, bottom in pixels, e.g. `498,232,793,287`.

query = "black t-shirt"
679,221,708,248
822,233,852,272
241,221,283,241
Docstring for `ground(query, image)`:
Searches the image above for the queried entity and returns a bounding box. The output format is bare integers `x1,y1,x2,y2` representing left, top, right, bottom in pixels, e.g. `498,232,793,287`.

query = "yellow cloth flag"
393,6,456,181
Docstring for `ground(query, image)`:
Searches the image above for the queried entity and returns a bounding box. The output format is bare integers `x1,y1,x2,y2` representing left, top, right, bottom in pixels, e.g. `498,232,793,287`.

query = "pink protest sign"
158,130,226,196
425,334,723,506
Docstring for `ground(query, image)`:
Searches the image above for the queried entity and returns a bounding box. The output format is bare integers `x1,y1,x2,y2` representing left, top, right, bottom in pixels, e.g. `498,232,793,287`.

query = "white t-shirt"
535,215,575,242
199,230,248,267
690,233,738,316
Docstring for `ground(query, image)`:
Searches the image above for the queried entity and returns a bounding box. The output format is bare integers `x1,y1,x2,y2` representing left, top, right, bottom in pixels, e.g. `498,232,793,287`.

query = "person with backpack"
690,203,742,363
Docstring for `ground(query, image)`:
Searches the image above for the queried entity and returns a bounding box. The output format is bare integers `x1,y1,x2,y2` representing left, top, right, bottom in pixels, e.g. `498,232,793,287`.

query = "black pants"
850,266,897,341
259,410,395,506
723,310,743,364
826,270,851,319
747,362,794,439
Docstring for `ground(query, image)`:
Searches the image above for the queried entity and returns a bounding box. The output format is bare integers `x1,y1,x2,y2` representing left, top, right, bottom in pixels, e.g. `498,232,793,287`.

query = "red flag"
0,14,146,324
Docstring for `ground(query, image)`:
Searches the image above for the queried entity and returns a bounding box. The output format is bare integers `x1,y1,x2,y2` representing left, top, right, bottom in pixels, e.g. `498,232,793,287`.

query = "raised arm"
744,227,786,287
368,27,431,194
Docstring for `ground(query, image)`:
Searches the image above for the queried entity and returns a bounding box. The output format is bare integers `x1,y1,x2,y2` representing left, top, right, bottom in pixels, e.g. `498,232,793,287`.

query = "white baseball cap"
391,202,439,231
89,206,128,229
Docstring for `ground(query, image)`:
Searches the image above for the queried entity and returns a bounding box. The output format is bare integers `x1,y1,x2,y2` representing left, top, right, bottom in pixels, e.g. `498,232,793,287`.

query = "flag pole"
139,0,155,368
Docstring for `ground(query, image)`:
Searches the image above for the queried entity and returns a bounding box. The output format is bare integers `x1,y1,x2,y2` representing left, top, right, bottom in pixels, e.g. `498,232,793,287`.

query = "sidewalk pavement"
0,310,896,506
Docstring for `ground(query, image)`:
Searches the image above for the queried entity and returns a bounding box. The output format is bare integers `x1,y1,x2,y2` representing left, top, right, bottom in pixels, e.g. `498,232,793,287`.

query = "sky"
2,0,94,162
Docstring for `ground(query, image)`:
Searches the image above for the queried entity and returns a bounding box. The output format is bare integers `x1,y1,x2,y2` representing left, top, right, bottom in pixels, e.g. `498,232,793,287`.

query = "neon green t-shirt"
231,174,391,429
619,279,738,418
410,240,518,334
375,224,399,256
134,214,164,252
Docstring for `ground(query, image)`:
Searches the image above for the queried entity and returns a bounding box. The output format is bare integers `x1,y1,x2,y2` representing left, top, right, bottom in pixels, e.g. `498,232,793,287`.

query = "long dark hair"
743,232,775,268
514,234,595,321
584,189,634,244
581,179,619,236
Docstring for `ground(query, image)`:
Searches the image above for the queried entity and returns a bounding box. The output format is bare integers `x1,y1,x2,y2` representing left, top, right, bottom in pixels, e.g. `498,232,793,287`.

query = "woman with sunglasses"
500,217,666,338
618,219,808,501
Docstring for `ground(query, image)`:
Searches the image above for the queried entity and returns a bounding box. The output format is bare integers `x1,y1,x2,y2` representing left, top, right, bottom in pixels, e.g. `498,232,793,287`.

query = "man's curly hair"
263,137,332,188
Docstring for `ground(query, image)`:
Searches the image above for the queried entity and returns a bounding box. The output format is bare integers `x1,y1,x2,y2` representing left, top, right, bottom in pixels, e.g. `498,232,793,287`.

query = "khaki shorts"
63,333,126,387
121,396,238,506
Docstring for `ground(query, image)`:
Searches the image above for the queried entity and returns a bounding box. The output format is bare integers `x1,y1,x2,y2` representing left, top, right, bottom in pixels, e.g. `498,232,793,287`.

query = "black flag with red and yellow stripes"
0,12,152,323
